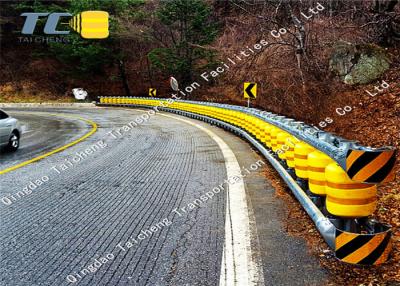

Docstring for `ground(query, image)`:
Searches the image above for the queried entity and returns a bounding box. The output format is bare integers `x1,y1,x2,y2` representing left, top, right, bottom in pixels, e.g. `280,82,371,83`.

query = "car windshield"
0,110,9,119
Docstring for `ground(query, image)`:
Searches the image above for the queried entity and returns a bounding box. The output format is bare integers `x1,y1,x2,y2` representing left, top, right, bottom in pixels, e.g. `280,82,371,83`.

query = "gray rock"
329,41,390,85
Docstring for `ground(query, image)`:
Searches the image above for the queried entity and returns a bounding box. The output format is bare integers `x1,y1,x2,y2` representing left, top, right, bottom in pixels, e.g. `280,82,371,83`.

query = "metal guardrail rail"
179,99,396,185
98,96,396,266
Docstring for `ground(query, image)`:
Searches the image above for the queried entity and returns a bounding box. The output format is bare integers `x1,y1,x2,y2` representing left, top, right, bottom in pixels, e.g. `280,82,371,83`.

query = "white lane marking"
154,112,264,286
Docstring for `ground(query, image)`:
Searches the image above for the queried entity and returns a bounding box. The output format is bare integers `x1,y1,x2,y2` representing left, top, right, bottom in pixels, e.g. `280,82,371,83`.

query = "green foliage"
12,0,218,85
13,1,68,35
149,0,219,83
157,0,218,45
69,0,144,15
50,34,111,75
14,0,145,76
148,48,187,75
13,0,66,13
48,0,145,76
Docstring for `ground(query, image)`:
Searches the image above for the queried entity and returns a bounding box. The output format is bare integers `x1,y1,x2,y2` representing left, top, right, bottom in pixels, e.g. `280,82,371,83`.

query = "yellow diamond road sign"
244,82,257,99
149,88,156,97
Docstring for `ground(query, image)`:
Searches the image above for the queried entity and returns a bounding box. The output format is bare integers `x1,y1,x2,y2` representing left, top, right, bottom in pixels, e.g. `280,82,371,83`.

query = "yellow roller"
294,142,314,179
270,126,281,151
260,123,272,146
325,163,377,218
276,131,290,159
307,151,334,195
253,119,265,140
284,136,299,168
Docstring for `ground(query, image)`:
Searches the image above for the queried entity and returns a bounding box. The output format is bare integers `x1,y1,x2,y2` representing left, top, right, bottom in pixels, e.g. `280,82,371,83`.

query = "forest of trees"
1,0,221,92
0,0,399,120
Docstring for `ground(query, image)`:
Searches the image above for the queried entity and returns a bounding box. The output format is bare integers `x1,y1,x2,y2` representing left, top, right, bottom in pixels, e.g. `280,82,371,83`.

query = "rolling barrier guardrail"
98,96,397,266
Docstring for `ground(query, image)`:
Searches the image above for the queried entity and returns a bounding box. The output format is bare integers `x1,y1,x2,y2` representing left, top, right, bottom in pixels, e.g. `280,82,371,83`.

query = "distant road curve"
0,109,95,173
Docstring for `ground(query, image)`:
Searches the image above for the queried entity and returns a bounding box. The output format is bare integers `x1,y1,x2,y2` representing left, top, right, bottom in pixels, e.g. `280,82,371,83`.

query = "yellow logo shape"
69,11,109,39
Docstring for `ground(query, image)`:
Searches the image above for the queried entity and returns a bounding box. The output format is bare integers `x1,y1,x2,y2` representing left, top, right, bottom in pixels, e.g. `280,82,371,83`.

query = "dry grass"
0,92,76,103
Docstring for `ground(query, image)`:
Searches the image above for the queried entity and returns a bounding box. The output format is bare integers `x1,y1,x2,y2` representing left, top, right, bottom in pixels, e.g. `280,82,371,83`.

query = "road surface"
0,107,327,286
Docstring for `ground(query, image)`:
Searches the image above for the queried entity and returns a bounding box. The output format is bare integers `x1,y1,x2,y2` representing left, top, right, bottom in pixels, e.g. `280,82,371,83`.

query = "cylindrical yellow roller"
231,111,239,126
276,131,290,159
253,119,264,140
239,113,247,129
243,114,253,133
307,151,334,195
325,163,377,218
284,136,299,168
226,110,234,124
247,116,256,135
270,126,281,151
294,142,314,179
260,123,272,146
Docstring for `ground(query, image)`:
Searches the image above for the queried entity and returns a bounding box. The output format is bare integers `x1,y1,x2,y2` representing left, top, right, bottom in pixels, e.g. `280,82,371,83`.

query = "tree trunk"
118,60,132,97
146,57,154,87
373,0,398,12
286,3,307,93
372,0,400,44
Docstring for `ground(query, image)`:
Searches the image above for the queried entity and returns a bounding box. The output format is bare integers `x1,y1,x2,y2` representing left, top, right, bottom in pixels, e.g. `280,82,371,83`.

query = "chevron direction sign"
149,88,157,97
244,82,257,99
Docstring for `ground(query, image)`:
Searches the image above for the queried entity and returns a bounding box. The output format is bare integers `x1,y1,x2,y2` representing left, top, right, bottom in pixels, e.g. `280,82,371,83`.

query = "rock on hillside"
329,41,390,85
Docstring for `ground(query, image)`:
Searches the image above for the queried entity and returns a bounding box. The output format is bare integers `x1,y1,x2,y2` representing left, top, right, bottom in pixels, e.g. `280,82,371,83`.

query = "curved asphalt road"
0,111,89,169
0,107,327,286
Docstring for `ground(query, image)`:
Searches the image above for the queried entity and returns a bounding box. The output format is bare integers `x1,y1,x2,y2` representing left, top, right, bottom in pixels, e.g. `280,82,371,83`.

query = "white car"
0,109,22,151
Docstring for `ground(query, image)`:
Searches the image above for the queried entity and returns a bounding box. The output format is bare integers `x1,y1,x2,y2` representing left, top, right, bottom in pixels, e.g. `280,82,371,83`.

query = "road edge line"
154,112,264,286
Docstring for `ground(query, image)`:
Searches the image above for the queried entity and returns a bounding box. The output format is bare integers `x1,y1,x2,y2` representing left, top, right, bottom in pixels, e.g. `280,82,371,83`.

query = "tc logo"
21,11,109,39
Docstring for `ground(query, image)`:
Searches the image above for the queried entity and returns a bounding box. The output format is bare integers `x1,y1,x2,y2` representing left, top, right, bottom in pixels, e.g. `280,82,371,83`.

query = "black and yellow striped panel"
335,229,392,265
346,149,397,183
